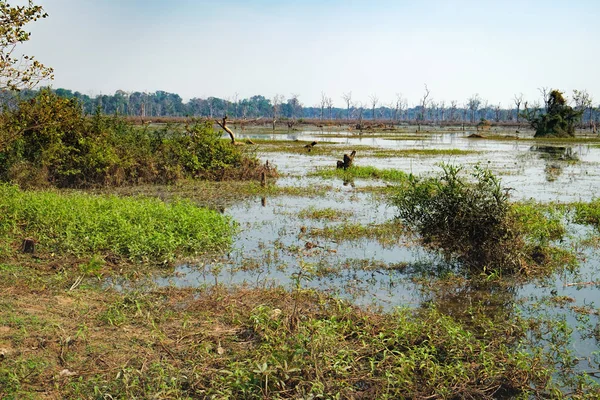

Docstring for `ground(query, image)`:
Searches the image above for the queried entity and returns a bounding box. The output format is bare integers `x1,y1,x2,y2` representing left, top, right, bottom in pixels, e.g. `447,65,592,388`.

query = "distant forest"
1,88,598,126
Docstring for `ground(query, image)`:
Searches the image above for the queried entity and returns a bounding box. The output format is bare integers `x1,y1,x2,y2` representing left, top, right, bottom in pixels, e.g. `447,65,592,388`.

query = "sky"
16,0,600,108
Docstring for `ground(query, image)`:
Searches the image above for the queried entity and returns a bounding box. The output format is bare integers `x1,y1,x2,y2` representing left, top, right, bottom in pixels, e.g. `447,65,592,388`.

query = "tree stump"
21,238,35,254
304,141,317,152
336,150,356,170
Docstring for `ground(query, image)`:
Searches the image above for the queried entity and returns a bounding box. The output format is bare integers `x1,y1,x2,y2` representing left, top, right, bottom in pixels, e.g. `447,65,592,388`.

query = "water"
151,129,600,379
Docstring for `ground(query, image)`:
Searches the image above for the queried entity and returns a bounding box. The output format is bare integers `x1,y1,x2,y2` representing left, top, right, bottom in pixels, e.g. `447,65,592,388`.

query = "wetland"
3,123,600,398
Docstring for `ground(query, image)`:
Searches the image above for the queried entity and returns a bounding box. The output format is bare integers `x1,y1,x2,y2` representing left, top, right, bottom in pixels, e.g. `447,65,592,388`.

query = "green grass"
298,206,354,221
308,221,404,246
311,166,410,183
0,183,234,261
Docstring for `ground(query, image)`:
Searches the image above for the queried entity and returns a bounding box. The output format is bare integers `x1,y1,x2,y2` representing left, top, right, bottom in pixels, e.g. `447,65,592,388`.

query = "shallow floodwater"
152,129,600,379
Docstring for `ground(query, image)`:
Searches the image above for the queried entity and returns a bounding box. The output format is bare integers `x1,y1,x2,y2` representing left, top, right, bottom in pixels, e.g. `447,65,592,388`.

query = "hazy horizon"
18,0,600,108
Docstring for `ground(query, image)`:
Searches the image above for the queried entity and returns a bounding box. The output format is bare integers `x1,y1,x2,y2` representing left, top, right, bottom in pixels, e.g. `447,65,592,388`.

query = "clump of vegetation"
392,164,555,273
0,183,234,261
0,90,271,188
298,206,353,221
312,165,409,183
523,90,583,138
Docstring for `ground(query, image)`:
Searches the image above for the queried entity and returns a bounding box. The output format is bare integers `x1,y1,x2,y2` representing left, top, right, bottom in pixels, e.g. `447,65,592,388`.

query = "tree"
271,94,284,130
342,92,352,120
513,93,523,123
419,84,431,122
467,94,481,123
1,0,53,91
523,89,582,137
369,94,379,121
573,89,593,129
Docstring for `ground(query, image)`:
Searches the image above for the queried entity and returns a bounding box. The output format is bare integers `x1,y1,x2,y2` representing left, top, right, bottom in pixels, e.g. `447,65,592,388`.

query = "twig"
69,275,84,291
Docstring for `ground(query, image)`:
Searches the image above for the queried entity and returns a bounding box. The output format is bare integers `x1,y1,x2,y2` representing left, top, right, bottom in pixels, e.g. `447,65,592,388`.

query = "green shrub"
0,90,268,187
0,183,234,261
392,164,524,273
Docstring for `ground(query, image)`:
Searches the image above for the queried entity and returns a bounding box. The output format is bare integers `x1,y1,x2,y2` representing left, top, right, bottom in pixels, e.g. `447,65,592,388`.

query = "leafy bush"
0,89,269,187
523,90,582,138
392,164,524,272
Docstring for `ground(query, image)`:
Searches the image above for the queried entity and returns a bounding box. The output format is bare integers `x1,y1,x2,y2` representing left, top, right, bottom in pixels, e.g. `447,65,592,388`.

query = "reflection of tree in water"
419,277,518,330
529,145,578,182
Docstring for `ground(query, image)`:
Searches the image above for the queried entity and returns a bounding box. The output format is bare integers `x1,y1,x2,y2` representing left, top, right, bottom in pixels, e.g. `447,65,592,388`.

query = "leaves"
0,0,53,91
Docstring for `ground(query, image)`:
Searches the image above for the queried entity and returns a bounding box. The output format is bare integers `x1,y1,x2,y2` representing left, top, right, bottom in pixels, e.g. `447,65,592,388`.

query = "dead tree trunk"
336,150,356,170
215,116,236,144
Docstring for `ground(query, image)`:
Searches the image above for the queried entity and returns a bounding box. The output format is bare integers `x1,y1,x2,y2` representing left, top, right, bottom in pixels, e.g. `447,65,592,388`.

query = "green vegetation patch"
308,221,404,246
311,166,409,183
0,184,234,261
298,206,354,221
0,90,269,188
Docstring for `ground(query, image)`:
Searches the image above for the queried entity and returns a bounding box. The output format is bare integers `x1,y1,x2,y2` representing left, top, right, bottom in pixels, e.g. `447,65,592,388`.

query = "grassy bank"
0,275,578,399
0,184,234,262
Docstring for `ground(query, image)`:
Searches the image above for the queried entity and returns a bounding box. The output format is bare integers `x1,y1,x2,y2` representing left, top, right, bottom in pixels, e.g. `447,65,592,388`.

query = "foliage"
523,90,583,137
392,164,525,272
0,183,234,261
0,89,267,187
0,285,573,399
312,165,409,183
0,0,53,91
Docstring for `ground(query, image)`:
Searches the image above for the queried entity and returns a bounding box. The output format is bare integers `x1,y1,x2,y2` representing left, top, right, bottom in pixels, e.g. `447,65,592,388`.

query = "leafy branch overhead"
0,0,54,91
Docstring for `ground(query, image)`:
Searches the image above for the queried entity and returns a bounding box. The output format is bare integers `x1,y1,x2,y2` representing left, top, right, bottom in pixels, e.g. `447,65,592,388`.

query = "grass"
298,206,354,221
0,273,585,399
0,183,234,262
254,140,479,159
311,166,410,183
308,221,405,247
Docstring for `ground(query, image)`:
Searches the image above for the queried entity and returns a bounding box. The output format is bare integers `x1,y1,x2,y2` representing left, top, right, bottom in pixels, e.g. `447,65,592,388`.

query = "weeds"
0,183,234,261
312,165,409,183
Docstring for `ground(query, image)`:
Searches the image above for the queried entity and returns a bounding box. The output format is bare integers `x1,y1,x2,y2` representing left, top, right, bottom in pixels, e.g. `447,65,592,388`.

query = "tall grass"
0,184,234,261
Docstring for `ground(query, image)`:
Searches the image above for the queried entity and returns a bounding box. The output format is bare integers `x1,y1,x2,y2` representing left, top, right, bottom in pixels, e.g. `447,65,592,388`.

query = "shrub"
0,90,270,187
392,164,524,273
522,90,583,138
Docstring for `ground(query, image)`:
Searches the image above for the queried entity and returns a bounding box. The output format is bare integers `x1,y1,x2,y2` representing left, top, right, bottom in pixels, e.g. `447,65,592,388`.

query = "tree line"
1,87,598,128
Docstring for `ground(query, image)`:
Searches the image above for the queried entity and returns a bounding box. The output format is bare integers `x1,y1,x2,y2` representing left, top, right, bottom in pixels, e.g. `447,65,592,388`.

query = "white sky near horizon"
15,0,600,108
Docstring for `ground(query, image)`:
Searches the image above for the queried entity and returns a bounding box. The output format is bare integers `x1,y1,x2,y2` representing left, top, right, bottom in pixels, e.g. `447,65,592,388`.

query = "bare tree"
289,93,302,120
233,92,239,119
573,89,594,129
449,100,458,122
393,93,404,123
539,87,550,112
513,93,524,123
342,92,353,120
467,94,481,123
419,84,431,124
494,103,502,122
369,94,379,121
272,94,284,131
320,92,327,120
353,102,365,129
325,96,333,120
439,100,446,122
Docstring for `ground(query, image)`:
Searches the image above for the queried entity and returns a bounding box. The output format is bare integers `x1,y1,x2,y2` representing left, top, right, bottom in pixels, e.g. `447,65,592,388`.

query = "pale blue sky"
20,0,600,107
